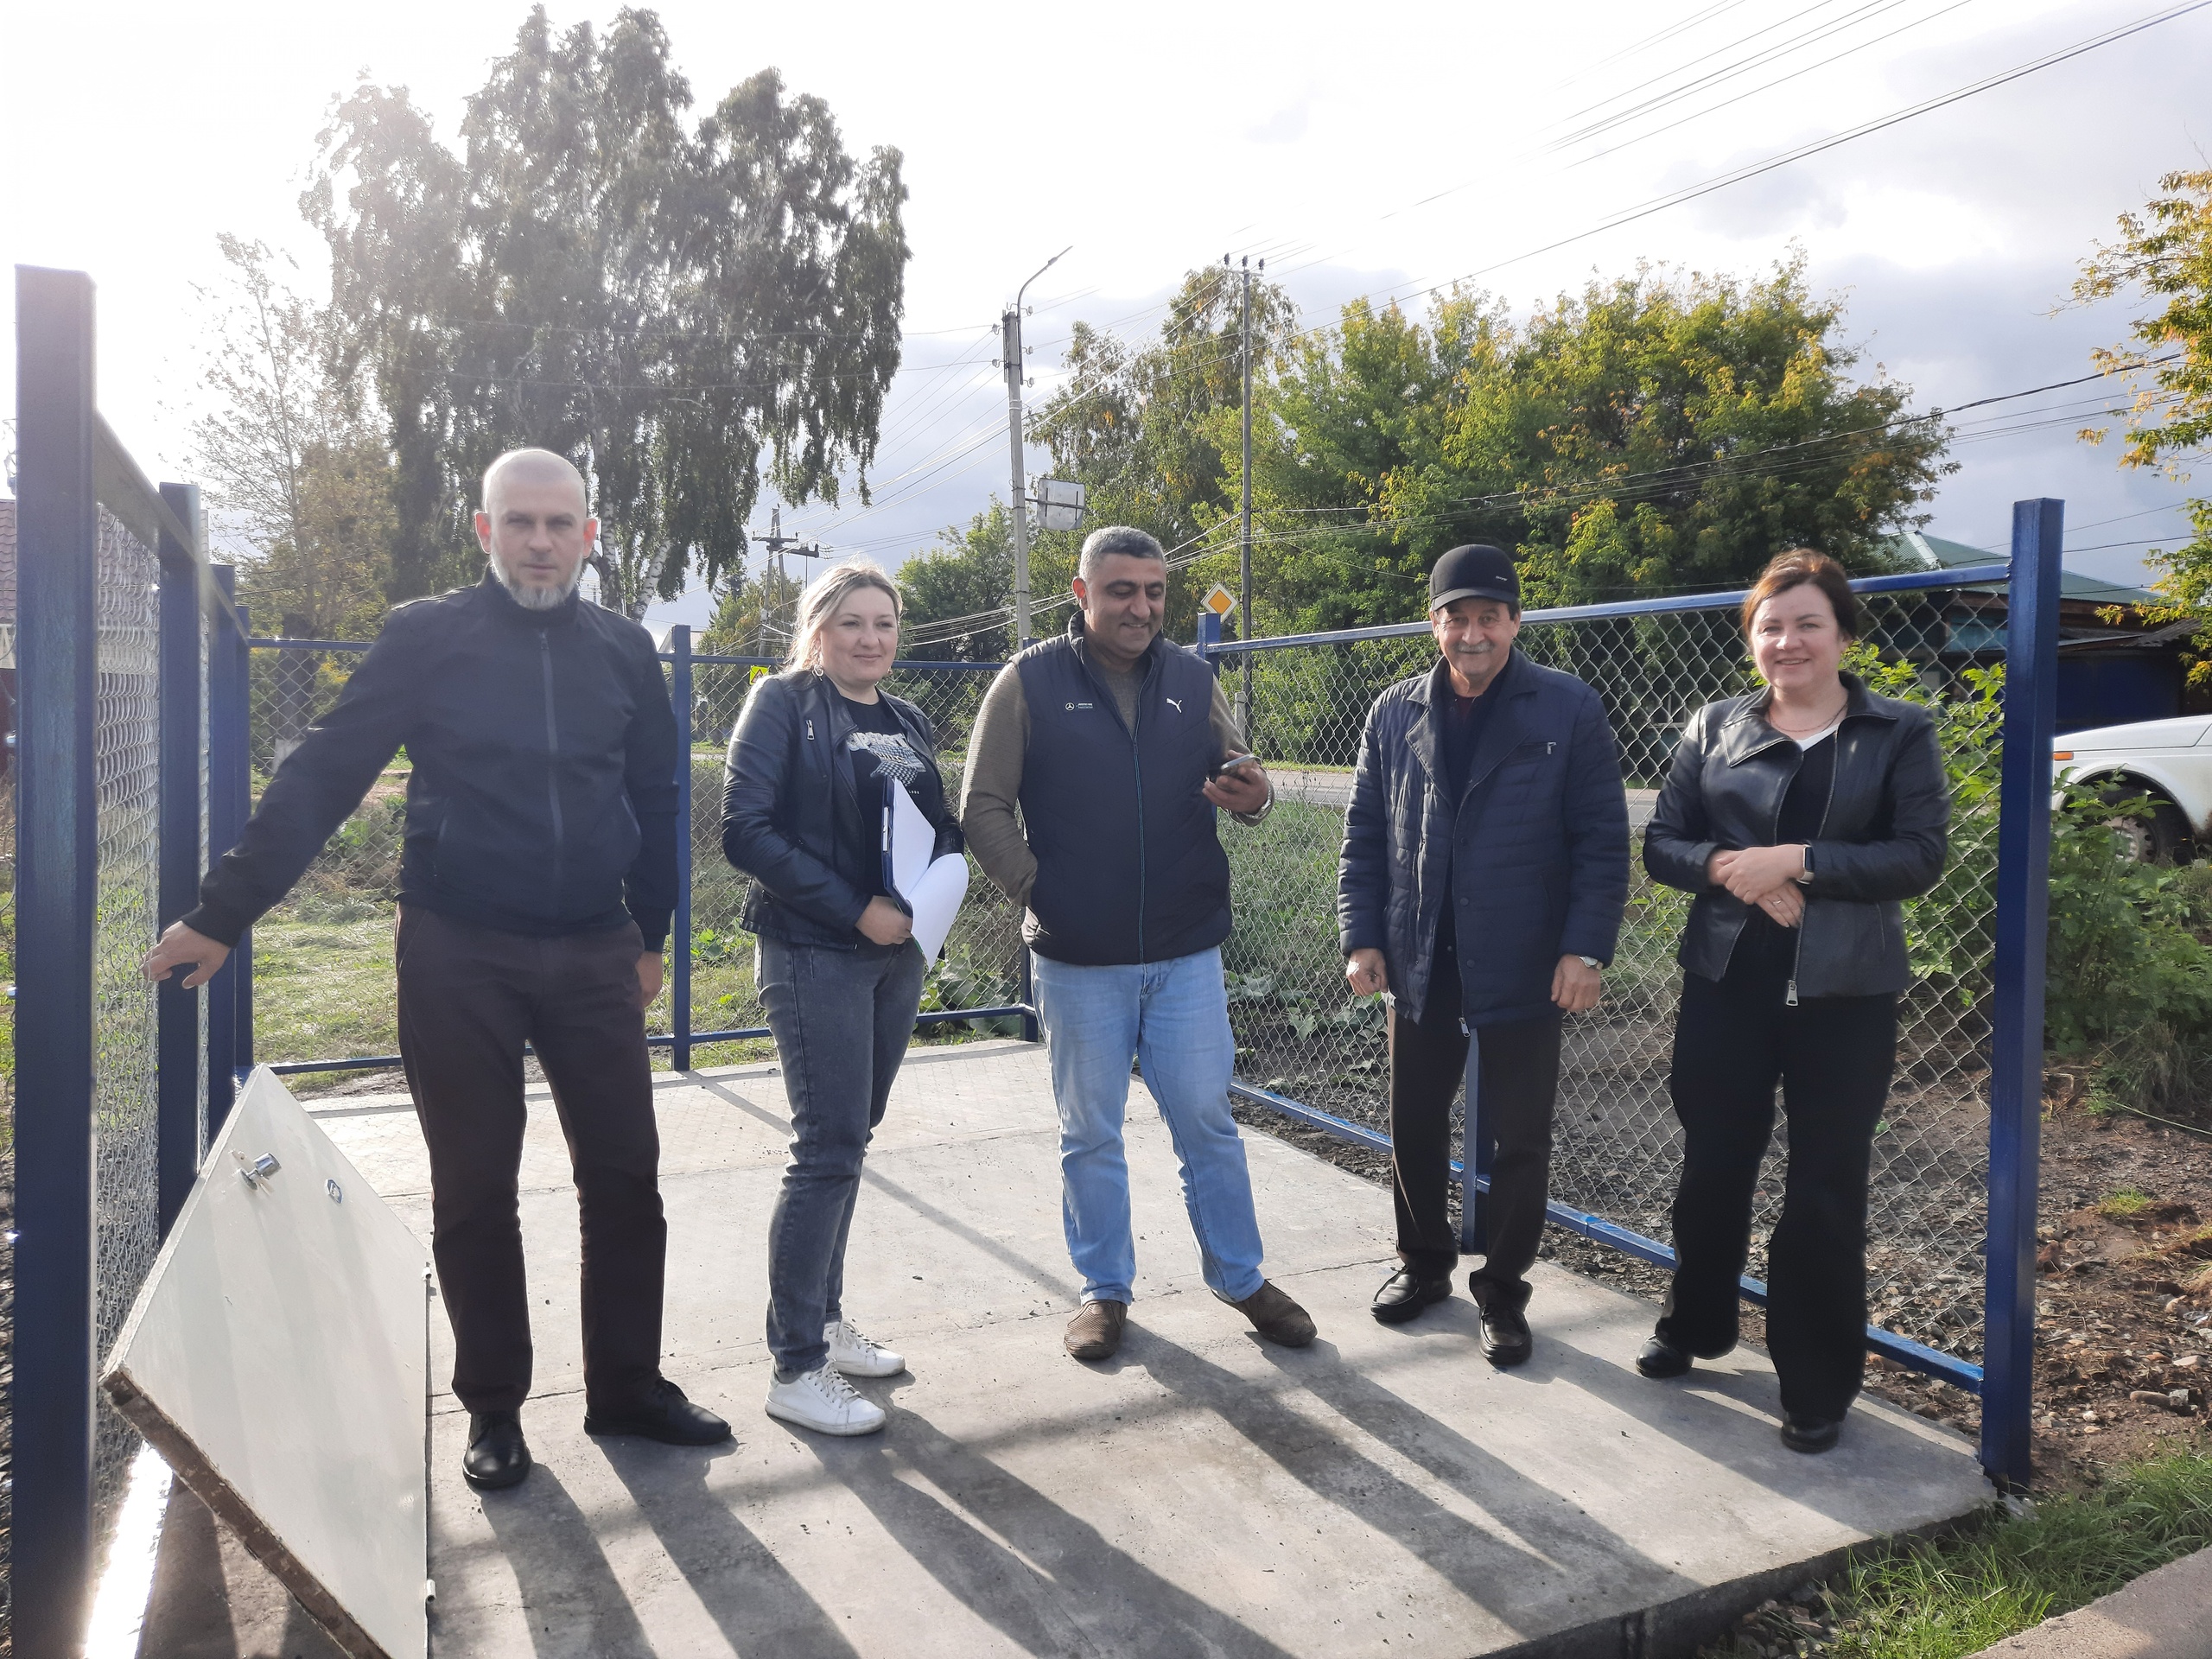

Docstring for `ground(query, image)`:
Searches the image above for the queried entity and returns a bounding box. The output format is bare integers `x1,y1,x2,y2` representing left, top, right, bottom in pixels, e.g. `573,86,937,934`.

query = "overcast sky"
7,0,2209,632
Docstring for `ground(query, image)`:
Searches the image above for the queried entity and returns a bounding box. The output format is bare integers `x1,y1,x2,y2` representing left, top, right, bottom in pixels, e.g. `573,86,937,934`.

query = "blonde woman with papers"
721,559,964,1436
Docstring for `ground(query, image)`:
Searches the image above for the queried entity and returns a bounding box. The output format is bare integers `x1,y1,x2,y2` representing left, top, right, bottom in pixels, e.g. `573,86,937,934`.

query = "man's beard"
493,558,582,611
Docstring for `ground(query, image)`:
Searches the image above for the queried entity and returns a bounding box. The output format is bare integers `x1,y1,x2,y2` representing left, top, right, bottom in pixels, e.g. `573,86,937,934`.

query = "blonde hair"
787,558,904,670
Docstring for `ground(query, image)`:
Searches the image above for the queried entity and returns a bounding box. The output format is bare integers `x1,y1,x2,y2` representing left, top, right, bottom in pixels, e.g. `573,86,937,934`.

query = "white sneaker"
766,1365,887,1437
825,1319,906,1378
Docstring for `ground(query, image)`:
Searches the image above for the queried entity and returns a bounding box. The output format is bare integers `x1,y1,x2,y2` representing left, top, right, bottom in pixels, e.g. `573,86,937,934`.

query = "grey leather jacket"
1643,672,1949,1000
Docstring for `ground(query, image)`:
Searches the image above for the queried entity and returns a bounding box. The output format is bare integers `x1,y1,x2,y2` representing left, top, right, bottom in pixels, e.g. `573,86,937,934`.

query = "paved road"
1272,766,1661,828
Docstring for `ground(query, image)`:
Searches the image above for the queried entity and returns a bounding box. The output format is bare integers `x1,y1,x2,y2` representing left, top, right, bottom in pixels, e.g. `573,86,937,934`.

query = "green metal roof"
1885,530,2158,607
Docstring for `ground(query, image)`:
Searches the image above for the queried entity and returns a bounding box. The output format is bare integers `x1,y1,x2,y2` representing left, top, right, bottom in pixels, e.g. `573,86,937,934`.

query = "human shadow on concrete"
473,1464,662,1658
600,1434,867,1659
1523,1344,1979,1523
1134,1327,1704,1632
856,1162,1084,1306
700,1071,1084,1309
809,1389,1301,1659
1319,1293,1980,1530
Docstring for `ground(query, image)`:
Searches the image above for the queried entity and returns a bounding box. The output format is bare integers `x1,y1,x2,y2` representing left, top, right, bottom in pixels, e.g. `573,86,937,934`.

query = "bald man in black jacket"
143,448,729,1491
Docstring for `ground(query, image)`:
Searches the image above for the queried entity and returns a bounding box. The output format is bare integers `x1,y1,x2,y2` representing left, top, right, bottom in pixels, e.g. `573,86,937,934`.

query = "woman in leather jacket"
721,559,963,1440
1637,550,1949,1454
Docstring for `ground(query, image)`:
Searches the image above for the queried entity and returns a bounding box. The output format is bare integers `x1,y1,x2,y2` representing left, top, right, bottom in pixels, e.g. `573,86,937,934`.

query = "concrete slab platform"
156,1040,1992,1657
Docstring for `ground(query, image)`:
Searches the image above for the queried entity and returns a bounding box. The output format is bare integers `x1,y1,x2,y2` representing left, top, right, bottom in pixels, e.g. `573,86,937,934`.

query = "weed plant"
1821,1452,2212,1658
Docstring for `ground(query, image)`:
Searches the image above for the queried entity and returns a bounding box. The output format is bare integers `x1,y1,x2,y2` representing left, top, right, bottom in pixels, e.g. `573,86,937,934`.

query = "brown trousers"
396,906,665,1414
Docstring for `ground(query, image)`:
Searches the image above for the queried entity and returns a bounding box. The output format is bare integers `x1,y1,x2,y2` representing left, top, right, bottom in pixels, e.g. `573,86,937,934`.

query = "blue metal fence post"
231,601,254,1079
206,569,245,1128
156,482,207,1236
1984,498,2063,1490
14,261,103,1657
671,624,693,1072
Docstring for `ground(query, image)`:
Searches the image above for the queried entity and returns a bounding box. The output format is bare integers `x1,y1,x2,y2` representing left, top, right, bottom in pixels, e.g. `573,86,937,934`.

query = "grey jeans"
756,933,928,1376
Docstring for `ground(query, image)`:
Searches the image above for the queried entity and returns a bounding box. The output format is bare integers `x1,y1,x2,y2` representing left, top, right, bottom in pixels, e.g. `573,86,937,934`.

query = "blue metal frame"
670,625,694,1071
1203,546,2056,1471
156,482,207,1236
13,261,105,1658
1984,501,2063,1490
206,570,246,1122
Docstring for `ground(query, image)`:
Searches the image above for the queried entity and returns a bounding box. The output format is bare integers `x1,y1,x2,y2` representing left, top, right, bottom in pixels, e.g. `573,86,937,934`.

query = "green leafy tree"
304,5,909,613
897,502,1022,661
2076,168,2212,684
187,234,396,641
1375,257,1948,611
1031,267,1297,635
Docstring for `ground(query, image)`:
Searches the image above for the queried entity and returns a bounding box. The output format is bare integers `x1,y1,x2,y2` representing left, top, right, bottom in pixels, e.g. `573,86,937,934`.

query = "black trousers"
1658,969,1897,1422
397,906,667,1415
1389,1001,1560,1310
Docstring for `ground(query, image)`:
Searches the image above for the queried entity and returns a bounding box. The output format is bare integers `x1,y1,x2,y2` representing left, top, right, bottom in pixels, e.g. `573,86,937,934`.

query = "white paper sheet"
887,778,970,961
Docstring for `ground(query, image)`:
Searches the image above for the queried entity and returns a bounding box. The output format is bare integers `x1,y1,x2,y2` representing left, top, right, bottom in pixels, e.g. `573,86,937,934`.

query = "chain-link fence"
245,643,1027,1077
91,508,165,1524
239,557,2044,1481
1213,576,2009,1380
10,261,234,1652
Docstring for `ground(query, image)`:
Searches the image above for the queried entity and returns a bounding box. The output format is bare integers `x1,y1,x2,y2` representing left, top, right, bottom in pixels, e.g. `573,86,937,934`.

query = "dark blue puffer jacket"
1337,650,1630,1026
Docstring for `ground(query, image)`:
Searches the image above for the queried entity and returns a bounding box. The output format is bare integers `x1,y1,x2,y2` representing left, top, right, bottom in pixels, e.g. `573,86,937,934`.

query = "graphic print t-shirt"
838,693,928,897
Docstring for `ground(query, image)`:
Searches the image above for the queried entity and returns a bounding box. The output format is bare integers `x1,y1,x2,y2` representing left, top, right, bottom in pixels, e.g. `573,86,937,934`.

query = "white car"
2052,715,2212,861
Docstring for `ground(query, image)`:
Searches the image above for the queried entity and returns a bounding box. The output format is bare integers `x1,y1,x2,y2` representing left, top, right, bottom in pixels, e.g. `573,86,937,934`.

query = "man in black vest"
963,526,1317,1362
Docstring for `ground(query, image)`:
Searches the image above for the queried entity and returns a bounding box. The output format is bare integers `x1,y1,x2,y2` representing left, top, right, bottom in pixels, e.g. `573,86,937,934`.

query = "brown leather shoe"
1230,1281,1316,1347
1065,1299,1128,1361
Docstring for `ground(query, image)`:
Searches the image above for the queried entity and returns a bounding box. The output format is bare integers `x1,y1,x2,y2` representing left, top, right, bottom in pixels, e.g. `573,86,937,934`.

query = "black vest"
1015,619,1231,966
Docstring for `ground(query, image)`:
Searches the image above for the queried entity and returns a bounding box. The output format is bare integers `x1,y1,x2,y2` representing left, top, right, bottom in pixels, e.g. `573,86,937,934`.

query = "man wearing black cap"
1336,545,1629,1363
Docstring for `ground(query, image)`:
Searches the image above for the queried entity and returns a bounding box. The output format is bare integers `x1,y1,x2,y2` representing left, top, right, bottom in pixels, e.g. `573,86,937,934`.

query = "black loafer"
583,1378,733,1446
462,1409,531,1491
1636,1336,1693,1378
1371,1267,1452,1325
1471,1282,1533,1367
1781,1414,1842,1454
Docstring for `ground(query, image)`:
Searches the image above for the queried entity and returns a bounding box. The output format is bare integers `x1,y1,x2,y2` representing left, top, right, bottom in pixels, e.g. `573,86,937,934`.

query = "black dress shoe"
1781,1414,1842,1454
1371,1267,1452,1325
462,1410,531,1491
1636,1336,1693,1378
1471,1282,1533,1367
584,1377,733,1446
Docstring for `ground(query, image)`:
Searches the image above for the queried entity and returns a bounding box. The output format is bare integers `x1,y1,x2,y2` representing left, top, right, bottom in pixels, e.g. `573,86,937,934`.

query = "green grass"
1738,1452,2212,1659
2098,1186,2152,1219
251,906,401,1071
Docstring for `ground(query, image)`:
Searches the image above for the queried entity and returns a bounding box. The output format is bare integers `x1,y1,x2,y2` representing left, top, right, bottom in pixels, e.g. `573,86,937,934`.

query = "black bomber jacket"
721,668,963,948
187,571,680,950
1643,672,1950,1000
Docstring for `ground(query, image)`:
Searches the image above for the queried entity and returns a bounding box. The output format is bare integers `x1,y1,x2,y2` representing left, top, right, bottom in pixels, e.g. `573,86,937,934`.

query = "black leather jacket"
1643,672,1949,1000
721,668,963,948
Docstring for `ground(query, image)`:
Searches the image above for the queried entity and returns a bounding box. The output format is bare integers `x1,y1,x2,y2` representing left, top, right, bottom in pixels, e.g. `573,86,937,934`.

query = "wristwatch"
1577,955,1603,970
1795,843,1815,886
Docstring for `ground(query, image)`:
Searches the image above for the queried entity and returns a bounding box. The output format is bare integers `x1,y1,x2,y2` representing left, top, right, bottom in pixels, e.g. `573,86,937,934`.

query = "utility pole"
1233,255,1263,735
1003,247,1071,650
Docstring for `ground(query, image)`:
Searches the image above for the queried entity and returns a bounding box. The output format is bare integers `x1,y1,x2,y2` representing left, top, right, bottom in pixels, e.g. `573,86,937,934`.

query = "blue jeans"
757,935,928,1377
1030,948,1267,1306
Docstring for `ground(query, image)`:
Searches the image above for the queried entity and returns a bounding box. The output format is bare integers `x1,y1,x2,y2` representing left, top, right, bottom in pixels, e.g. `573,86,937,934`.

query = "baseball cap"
1429,544,1519,613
